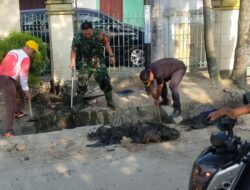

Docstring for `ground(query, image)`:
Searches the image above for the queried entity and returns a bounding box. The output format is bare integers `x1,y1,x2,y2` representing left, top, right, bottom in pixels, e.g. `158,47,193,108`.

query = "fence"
154,9,207,70
20,9,50,74
174,10,206,69
73,8,145,68
20,8,145,71
20,9,49,45
20,8,208,73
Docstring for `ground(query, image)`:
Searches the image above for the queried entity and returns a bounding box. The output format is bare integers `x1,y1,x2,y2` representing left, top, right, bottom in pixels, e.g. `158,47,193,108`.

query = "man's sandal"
2,129,15,137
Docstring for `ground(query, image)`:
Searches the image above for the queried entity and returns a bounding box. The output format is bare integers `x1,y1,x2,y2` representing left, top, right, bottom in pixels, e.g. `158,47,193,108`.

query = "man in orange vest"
0,40,39,137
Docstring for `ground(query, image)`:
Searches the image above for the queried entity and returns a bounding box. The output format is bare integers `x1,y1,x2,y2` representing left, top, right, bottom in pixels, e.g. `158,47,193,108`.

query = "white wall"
72,0,97,9
214,10,239,71
0,0,20,36
162,0,203,11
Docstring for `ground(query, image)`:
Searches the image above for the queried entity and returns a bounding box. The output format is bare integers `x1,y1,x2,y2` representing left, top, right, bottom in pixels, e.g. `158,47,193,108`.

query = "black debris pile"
87,122,180,145
181,109,217,131
116,89,134,97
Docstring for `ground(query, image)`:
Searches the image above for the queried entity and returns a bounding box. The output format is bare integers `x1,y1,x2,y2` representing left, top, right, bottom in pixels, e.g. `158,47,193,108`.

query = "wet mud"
87,122,180,145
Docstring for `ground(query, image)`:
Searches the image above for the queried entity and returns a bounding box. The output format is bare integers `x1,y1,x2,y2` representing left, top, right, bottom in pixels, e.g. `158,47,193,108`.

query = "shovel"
70,68,75,109
26,98,38,122
155,105,162,123
69,68,76,128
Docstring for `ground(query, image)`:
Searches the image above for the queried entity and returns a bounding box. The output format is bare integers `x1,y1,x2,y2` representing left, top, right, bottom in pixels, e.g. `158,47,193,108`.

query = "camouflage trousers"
77,60,112,96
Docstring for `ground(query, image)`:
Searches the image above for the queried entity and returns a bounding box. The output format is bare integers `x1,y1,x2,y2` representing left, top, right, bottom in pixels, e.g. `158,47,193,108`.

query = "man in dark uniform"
140,58,186,118
69,21,116,109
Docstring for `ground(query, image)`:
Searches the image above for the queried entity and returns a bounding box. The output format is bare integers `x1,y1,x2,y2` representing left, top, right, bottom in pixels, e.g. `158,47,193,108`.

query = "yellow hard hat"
25,40,39,53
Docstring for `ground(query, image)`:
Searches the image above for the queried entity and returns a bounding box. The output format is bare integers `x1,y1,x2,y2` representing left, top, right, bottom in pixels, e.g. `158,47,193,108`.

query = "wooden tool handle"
28,99,33,117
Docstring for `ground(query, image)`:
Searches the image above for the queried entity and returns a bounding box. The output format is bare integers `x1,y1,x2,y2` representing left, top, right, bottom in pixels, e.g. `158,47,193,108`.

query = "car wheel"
127,46,145,67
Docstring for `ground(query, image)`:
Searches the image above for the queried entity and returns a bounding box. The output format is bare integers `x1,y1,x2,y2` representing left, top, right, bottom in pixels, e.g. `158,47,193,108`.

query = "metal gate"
20,8,208,73
20,8,145,71
151,9,207,70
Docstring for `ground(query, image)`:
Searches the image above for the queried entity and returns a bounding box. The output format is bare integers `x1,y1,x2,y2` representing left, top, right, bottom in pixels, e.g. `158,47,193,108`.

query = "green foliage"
0,31,48,84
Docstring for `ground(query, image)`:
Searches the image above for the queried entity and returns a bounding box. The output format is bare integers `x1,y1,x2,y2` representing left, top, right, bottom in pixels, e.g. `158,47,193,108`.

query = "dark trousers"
161,83,170,104
161,68,186,110
0,76,24,131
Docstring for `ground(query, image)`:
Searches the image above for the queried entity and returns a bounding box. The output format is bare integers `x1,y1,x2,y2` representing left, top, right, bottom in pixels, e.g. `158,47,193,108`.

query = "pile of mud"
181,108,217,131
87,122,180,145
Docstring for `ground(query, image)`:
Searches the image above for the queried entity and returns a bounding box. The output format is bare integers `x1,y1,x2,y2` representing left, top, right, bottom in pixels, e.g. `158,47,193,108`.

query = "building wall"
73,0,144,26
19,0,100,10
212,0,240,77
100,0,123,20
212,0,240,10
214,10,239,76
162,0,203,11
72,0,99,10
19,0,45,10
0,0,20,36
123,0,144,27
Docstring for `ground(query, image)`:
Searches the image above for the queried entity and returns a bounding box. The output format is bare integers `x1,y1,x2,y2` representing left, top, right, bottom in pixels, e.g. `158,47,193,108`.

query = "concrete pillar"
150,0,163,62
144,0,152,69
46,0,74,84
0,0,20,36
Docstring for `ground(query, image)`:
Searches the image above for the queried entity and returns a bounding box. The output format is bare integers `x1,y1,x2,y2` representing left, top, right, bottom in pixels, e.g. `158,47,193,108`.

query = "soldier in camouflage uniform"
69,21,116,109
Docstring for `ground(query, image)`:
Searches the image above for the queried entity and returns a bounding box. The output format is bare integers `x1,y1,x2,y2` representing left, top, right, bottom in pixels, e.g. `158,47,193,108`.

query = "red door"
19,0,46,10
100,0,123,20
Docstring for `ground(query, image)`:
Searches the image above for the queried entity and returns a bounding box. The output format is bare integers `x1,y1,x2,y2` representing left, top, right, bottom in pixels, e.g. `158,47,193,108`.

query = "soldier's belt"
83,57,99,62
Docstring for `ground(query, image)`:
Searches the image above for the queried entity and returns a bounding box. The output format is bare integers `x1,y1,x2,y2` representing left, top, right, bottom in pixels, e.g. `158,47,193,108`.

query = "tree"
231,0,250,88
0,31,48,84
203,0,220,80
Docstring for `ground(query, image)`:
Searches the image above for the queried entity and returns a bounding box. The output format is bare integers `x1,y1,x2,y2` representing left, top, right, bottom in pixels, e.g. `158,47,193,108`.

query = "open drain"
87,122,180,146
16,89,165,135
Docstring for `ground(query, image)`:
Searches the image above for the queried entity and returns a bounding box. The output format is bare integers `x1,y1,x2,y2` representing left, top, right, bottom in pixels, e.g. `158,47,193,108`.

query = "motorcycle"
189,116,250,190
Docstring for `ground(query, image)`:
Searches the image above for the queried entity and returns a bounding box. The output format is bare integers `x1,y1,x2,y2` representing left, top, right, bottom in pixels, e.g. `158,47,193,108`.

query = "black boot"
72,94,85,112
104,91,116,109
159,99,171,106
171,108,181,118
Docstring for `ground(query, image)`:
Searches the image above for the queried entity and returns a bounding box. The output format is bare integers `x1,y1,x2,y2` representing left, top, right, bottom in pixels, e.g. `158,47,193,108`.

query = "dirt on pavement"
0,124,250,190
0,71,250,190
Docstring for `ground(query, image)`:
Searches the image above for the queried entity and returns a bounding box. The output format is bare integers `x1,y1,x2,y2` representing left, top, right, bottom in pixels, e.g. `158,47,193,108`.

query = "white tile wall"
219,58,234,70
220,34,231,47
214,10,239,71
220,47,235,59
